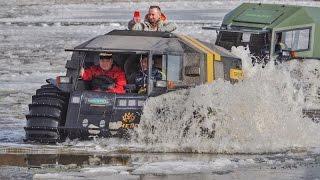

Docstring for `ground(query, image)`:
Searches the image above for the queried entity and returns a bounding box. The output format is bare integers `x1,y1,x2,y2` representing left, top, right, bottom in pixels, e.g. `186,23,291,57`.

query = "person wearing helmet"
128,6,177,32
81,53,127,94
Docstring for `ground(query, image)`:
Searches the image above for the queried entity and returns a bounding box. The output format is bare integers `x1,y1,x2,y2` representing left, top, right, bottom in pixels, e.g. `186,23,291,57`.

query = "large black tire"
25,84,69,143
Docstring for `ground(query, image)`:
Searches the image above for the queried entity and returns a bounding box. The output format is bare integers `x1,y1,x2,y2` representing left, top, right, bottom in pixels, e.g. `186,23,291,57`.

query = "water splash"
131,46,320,153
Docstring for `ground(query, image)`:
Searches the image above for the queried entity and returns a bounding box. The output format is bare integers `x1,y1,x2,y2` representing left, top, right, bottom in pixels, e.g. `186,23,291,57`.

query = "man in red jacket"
81,53,126,94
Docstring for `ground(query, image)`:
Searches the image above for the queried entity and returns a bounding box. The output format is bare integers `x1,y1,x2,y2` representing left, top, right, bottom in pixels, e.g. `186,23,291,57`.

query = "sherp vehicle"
204,3,320,61
204,3,320,121
25,30,243,143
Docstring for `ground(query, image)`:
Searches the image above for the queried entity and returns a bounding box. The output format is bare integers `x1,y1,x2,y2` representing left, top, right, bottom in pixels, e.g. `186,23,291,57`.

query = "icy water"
0,0,320,179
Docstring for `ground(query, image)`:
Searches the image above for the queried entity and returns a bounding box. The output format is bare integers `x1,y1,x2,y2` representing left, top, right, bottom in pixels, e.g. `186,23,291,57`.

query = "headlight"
230,68,244,80
99,120,106,128
56,76,72,84
117,99,127,107
137,100,145,107
82,119,89,127
128,99,136,106
71,96,80,104
116,98,145,107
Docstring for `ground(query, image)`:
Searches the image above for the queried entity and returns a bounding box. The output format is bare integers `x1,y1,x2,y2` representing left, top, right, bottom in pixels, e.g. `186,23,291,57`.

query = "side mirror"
185,66,200,77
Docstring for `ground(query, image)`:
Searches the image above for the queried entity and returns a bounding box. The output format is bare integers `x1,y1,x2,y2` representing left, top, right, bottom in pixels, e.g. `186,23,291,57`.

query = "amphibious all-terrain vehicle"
204,3,320,121
204,3,320,61
25,30,243,143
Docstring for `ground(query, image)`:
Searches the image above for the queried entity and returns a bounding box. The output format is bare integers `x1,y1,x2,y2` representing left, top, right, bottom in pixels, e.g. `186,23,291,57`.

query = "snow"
34,166,135,179
133,161,213,175
132,158,237,175
33,173,139,180
82,166,131,174
33,158,240,178
311,147,320,154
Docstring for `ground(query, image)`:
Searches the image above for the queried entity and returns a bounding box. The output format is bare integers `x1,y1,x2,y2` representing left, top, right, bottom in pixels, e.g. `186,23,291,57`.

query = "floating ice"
133,161,214,175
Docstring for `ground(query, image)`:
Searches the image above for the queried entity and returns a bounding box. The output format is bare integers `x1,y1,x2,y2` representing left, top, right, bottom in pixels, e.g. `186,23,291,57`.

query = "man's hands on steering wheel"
91,76,115,91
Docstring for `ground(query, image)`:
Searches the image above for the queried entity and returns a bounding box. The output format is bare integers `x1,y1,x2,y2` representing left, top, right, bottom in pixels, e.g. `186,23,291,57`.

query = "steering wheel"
91,76,115,91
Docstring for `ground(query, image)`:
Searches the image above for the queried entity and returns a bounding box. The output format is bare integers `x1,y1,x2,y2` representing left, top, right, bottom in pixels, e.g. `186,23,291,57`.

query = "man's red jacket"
82,65,126,94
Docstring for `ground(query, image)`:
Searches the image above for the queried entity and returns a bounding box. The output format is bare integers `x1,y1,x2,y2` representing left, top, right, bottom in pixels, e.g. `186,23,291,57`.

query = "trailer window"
167,55,182,82
280,28,311,51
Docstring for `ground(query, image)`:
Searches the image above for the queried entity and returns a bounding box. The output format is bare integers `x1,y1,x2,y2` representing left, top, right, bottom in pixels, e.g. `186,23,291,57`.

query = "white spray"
131,46,320,153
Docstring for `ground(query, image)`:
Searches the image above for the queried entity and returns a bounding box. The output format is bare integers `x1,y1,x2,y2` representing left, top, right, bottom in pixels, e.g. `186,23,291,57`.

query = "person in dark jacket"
135,55,163,94
128,6,177,32
81,53,127,94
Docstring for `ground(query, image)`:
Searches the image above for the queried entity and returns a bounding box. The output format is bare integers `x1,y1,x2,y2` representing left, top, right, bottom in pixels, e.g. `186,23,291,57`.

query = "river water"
0,0,319,179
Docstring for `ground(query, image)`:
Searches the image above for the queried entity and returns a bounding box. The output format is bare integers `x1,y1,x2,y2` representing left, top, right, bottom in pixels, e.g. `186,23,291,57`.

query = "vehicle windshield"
216,31,271,57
